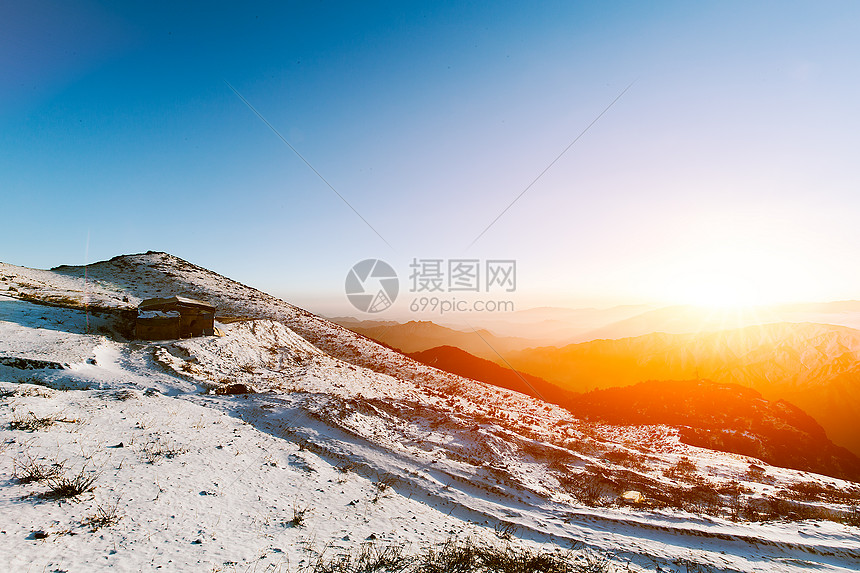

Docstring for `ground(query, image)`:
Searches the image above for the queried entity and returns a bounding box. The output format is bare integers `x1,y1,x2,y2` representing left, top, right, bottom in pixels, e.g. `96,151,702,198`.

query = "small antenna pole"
84,231,90,334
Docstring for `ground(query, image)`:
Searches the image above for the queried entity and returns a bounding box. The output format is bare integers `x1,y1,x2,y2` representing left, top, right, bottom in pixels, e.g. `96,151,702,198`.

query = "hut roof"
138,296,215,311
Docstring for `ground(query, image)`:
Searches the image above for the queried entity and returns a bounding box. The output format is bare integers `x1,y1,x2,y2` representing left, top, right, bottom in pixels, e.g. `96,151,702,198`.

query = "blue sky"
3,1,860,314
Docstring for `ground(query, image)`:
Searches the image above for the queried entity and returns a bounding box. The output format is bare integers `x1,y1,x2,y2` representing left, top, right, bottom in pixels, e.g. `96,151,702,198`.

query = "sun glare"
640,234,813,311
619,206,847,312
670,272,762,309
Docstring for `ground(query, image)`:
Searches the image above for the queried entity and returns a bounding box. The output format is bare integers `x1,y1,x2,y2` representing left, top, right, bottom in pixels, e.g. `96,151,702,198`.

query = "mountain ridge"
504,322,860,457
401,343,860,482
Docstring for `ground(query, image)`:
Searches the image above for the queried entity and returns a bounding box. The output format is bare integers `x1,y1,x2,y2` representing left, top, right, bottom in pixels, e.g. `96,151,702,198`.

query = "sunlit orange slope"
505,322,860,456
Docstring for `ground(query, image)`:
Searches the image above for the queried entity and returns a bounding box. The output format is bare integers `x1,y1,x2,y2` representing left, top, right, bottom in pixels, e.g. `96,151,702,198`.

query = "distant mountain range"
406,343,860,481
342,317,860,458
336,300,860,346
581,302,860,340
503,322,860,457
334,319,542,360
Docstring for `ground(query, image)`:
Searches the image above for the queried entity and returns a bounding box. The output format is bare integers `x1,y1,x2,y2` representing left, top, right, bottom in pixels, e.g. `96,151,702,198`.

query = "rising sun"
671,272,763,309
649,241,799,311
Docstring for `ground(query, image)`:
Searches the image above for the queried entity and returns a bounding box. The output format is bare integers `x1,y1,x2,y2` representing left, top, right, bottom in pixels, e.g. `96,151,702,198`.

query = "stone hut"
135,296,215,340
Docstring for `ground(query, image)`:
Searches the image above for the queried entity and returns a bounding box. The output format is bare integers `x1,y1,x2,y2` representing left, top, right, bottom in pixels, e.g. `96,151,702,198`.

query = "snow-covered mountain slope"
2,251,471,384
1,253,860,572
